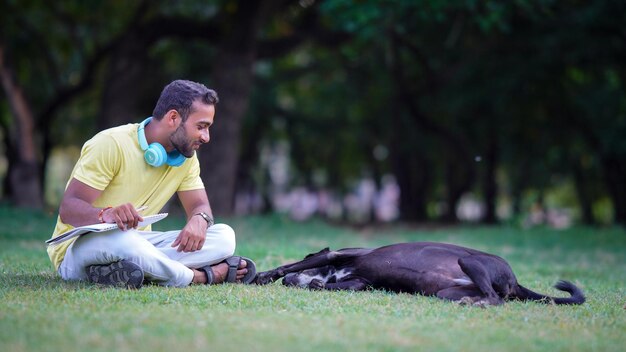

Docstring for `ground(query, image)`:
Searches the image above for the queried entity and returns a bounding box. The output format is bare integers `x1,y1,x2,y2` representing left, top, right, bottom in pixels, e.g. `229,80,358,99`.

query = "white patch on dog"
333,269,351,281
292,272,332,287
287,267,353,288
453,277,474,286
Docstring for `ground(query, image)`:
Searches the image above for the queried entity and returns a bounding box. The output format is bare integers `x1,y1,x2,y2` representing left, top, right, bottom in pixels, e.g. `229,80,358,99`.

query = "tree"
3,0,625,227
0,45,41,208
1,0,149,208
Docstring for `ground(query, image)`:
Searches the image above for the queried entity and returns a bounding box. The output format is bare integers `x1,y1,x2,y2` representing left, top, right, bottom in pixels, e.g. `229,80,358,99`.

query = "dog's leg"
436,286,485,305
457,255,505,306
309,278,368,291
255,251,334,284
255,248,369,285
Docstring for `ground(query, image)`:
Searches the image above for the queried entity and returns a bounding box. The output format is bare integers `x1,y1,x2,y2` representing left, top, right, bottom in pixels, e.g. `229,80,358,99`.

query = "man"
47,79,256,289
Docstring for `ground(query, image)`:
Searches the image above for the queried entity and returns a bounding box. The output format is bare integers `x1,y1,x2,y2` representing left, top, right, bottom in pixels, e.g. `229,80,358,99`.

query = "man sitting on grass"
47,79,256,289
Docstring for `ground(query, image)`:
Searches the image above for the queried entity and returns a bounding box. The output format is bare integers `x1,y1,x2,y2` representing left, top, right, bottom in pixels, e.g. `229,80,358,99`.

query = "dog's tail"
514,280,585,305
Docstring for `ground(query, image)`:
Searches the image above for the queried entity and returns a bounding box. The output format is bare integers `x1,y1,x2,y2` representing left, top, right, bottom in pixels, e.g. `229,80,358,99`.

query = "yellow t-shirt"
47,123,205,269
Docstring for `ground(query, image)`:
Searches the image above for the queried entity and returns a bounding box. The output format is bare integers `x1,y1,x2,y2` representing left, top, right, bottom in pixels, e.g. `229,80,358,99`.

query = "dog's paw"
308,279,325,290
472,300,488,308
254,271,277,285
471,296,503,308
457,296,474,306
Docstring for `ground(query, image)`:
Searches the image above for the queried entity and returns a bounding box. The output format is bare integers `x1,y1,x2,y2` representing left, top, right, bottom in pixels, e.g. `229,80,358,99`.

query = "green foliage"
3,0,626,223
3,1,139,101
1,208,625,351
246,0,626,224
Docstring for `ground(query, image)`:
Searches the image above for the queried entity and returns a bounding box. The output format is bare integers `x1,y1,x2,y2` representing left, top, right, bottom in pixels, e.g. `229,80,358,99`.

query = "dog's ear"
304,247,330,259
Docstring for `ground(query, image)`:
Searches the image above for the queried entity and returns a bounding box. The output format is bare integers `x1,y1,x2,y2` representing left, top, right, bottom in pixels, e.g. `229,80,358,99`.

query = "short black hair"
152,80,219,121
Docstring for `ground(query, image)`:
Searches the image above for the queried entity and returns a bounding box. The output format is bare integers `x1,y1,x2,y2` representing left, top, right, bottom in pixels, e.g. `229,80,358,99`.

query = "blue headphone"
137,117,186,167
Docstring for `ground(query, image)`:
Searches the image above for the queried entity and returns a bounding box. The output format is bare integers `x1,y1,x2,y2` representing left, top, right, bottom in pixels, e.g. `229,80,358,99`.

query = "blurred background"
1,0,624,227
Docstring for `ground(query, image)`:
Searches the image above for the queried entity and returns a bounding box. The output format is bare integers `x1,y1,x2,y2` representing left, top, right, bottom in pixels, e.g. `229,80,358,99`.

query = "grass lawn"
1,206,625,352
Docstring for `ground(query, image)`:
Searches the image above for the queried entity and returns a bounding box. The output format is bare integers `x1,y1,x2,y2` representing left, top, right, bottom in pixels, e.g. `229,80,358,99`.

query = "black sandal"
201,256,257,284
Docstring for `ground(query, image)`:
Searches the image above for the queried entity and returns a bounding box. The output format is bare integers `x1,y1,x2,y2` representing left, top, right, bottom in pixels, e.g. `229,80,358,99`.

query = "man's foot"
198,256,257,285
214,259,248,282
87,260,144,289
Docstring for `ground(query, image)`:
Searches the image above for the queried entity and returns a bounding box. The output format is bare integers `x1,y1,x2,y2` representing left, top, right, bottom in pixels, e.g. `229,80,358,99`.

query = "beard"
169,124,196,158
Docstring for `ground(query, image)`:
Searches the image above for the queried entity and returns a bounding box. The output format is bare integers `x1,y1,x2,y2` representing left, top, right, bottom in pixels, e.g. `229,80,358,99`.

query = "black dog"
254,242,585,306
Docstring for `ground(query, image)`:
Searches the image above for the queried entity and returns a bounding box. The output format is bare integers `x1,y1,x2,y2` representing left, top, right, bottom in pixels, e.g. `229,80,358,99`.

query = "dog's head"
282,265,336,287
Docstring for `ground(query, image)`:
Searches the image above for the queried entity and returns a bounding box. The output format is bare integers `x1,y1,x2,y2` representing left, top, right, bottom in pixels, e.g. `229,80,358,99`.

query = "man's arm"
59,178,143,230
172,189,213,252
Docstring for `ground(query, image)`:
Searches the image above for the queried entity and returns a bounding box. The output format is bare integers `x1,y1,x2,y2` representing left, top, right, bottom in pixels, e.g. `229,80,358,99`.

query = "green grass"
1,206,625,352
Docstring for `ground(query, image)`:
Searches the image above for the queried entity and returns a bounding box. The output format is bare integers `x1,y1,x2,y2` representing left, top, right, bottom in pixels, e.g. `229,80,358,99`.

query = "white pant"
58,223,236,287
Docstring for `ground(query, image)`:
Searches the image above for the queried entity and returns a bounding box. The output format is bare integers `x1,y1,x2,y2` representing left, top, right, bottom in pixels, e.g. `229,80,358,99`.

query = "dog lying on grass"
254,242,586,307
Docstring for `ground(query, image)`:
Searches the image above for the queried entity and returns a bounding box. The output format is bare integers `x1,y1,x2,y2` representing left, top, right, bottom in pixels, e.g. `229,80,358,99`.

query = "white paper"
46,213,168,245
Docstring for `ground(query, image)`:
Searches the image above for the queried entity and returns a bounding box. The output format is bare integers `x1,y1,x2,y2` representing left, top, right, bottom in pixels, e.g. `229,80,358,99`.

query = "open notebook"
45,213,168,245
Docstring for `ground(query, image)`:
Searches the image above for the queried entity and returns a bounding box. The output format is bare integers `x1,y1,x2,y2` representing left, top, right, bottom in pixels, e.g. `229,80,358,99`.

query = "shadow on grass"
0,272,89,290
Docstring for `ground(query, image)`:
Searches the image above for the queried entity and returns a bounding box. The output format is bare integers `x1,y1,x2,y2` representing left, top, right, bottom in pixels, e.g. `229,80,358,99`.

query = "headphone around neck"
137,117,186,167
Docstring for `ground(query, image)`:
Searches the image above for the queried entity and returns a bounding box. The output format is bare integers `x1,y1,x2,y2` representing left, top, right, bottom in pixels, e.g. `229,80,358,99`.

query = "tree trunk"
199,1,270,216
482,122,498,224
510,158,530,219
602,155,626,226
572,163,595,225
441,159,466,223
388,30,475,223
0,45,43,208
387,70,429,222
202,52,255,216
392,151,430,222
97,34,150,129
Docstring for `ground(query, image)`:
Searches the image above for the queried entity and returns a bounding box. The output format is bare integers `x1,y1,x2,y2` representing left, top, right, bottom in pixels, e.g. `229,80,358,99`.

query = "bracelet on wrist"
194,212,214,227
98,206,112,223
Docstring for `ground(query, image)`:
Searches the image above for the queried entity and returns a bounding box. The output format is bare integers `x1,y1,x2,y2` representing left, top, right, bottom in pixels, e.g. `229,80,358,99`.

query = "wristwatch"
194,212,214,227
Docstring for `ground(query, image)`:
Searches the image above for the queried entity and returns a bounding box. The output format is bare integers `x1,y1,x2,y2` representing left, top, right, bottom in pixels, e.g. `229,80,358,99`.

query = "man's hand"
101,203,144,230
171,215,207,252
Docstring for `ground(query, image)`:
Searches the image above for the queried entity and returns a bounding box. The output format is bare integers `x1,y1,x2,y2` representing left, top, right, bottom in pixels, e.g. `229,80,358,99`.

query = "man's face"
169,101,215,158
